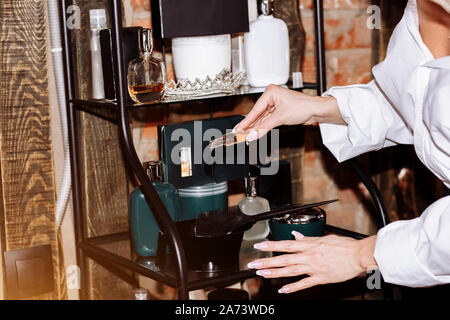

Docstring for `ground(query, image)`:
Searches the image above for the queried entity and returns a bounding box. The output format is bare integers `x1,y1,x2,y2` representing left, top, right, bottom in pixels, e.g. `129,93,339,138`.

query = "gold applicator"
208,132,248,149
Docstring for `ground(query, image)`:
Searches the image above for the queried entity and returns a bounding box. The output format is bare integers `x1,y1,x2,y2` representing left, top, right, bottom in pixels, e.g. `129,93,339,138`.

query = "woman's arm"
233,85,345,141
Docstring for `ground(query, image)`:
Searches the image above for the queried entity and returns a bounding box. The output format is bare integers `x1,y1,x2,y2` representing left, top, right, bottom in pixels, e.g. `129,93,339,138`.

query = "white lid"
89,9,107,30
172,34,230,47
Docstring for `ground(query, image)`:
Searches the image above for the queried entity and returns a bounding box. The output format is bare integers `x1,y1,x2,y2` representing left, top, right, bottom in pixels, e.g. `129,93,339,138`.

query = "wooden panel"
0,0,63,299
71,0,133,299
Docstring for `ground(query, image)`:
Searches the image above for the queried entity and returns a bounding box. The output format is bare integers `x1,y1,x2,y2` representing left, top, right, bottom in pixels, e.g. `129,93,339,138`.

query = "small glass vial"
238,176,270,241
128,28,166,103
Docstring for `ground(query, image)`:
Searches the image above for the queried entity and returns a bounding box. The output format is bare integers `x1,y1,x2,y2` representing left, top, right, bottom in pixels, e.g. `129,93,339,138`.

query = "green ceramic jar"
269,207,326,240
178,182,228,221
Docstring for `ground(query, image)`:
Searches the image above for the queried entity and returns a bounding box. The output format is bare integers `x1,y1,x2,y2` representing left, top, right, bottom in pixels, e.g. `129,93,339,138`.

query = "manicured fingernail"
254,242,268,250
278,287,290,294
292,231,304,239
256,270,271,276
247,261,262,269
232,125,238,133
246,130,258,142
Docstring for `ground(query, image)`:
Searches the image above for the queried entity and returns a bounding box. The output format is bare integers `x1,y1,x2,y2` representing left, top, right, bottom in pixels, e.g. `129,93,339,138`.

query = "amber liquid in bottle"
129,83,165,102
127,28,166,103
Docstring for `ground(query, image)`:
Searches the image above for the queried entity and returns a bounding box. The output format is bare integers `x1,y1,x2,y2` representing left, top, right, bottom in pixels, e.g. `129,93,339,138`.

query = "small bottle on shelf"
128,28,166,103
130,161,181,257
238,176,271,241
89,9,107,100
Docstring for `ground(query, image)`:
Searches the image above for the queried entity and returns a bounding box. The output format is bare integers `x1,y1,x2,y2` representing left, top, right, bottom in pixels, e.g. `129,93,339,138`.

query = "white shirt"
319,0,450,287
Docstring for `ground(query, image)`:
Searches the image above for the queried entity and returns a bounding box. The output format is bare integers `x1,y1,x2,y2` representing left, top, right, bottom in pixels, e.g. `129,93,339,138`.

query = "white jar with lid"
171,34,231,82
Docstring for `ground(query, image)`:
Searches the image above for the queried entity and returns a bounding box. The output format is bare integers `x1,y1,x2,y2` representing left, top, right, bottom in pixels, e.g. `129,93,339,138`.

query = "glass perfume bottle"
130,161,181,257
128,28,166,103
238,176,270,241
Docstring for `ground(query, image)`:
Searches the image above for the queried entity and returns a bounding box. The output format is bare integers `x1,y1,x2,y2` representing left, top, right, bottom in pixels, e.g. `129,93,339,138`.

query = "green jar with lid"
178,182,228,221
269,207,326,240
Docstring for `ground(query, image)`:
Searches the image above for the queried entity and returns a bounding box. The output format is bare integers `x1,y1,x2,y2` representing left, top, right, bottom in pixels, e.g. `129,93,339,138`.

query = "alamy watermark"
66,4,382,31
66,265,81,290
367,5,381,30
66,5,81,30
366,267,382,290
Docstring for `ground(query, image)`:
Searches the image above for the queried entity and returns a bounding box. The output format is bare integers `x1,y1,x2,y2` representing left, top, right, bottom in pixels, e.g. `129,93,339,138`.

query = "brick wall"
299,0,377,234
124,0,378,235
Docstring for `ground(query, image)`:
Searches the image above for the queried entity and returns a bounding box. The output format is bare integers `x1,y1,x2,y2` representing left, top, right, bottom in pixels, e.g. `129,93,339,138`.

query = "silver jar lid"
271,207,325,224
143,161,163,183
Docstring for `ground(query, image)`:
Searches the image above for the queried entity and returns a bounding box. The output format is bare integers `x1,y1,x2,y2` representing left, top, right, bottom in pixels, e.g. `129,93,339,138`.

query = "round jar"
171,34,231,82
178,182,228,221
269,207,326,240
176,219,243,273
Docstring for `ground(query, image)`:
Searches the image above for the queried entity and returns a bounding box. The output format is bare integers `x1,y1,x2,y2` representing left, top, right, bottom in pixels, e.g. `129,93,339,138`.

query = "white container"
172,34,231,82
244,1,289,87
89,9,107,100
231,35,247,85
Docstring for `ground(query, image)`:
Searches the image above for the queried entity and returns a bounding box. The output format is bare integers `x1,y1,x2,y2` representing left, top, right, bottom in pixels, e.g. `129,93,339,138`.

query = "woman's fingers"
292,231,304,240
249,235,372,293
248,253,309,269
242,118,270,142
256,265,310,279
234,86,277,132
278,276,323,294
253,238,318,253
244,108,282,141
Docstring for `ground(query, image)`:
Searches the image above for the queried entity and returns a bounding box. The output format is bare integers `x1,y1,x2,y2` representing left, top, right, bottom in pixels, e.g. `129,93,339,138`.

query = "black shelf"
77,224,367,293
71,82,318,112
79,235,266,291
60,0,388,300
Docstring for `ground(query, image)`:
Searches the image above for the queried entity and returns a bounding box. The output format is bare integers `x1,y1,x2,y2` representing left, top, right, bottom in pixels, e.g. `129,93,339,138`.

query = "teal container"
178,182,228,221
130,162,181,257
269,207,326,240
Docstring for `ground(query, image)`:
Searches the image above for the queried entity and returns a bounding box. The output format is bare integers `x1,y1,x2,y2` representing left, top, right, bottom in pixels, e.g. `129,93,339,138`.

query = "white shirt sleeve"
319,63,450,288
375,62,450,287
374,196,450,287
319,80,413,163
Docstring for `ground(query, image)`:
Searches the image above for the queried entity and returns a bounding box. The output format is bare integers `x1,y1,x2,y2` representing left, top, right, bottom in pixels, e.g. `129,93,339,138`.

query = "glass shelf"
78,224,366,292
81,233,271,291
71,82,318,111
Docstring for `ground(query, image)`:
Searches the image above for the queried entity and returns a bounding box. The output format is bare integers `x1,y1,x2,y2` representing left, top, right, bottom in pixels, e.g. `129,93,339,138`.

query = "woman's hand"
248,232,378,294
234,85,344,142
